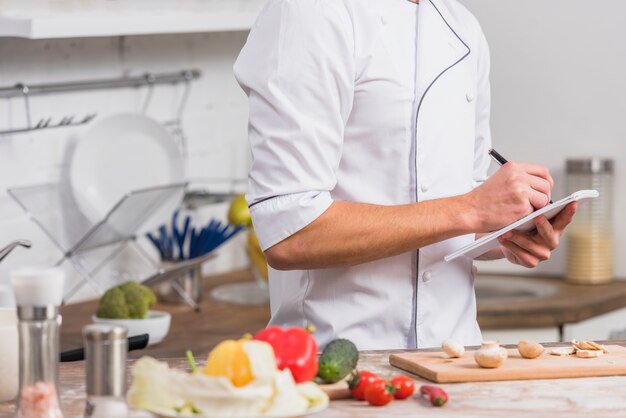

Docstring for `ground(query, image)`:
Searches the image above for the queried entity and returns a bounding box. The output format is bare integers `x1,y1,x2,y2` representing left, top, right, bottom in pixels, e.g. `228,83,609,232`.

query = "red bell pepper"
253,325,318,383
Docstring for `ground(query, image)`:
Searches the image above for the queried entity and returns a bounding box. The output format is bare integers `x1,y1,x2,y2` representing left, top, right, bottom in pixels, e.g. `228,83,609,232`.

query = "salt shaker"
11,268,65,418
83,324,128,418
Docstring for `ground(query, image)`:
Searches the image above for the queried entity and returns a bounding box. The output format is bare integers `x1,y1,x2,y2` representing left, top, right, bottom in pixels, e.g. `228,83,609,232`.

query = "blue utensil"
188,226,199,259
206,222,229,253
172,211,191,260
158,225,174,261
146,232,165,259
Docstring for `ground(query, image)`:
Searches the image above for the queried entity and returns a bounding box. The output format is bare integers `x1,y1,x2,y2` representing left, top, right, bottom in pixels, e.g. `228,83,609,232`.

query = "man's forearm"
265,196,478,270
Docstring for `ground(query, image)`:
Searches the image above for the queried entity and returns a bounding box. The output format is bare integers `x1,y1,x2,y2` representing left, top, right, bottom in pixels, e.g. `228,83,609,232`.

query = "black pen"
488,148,553,204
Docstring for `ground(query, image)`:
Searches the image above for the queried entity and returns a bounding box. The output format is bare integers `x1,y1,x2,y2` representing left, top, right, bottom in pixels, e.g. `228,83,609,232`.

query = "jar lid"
566,158,614,174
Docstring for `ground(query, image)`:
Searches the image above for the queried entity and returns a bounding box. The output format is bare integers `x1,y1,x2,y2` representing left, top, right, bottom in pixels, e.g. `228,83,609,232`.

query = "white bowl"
0,308,18,402
92,310,171,346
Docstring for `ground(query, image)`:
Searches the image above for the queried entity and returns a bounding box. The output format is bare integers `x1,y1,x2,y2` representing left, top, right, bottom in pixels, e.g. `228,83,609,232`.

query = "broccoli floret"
125,286,149,319
96,287,130,319
96,281,157,319
140,283,157,307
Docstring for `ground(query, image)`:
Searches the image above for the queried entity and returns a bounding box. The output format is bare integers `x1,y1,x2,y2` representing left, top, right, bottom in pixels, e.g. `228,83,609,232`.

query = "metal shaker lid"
83,324,128,397
566,158,614,174
83,324,127,342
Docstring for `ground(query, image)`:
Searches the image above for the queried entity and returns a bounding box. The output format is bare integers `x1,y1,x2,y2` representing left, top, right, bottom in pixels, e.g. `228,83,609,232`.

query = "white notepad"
444,189,599,262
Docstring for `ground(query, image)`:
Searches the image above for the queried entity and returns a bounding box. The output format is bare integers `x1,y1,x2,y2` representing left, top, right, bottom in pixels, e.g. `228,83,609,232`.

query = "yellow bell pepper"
204,339,253,387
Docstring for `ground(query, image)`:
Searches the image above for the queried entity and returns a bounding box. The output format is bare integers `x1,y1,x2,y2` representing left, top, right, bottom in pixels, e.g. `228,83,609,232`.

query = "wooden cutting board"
389,345,626,383
320,379,351,400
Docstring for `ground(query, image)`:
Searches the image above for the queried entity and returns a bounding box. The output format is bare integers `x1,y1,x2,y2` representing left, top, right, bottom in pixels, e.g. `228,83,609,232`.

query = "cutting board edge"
431,368,626,383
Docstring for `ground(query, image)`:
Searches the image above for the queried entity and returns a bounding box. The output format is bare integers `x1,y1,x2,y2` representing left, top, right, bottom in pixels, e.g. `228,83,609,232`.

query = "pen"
488,148,553,204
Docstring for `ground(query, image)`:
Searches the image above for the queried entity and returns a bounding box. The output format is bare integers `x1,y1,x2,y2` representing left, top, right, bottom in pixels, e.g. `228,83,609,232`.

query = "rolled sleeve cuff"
249,191,333,251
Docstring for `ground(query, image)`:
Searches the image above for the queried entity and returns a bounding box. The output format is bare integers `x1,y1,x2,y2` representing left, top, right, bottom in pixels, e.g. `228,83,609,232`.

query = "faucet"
0,240,32,263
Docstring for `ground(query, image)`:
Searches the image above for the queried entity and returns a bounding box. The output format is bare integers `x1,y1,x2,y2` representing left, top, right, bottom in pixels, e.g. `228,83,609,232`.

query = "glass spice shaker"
565,158,614,284
11,268,65,418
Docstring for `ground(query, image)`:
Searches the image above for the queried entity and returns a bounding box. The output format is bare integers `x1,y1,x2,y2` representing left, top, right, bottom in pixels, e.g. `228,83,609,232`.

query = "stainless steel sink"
475,276,557,302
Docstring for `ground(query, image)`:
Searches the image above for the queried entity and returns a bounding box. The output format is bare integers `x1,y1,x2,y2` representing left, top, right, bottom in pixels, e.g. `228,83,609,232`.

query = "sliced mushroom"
576,349,604,358
550,346,575,356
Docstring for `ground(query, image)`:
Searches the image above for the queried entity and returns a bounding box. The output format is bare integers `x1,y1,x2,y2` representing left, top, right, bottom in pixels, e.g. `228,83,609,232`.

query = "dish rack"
7,182,210,304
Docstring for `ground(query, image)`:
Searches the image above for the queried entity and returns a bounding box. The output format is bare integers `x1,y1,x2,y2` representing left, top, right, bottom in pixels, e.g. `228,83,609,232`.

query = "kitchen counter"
3,342,626,418
476,273,626,329
58,270,626,357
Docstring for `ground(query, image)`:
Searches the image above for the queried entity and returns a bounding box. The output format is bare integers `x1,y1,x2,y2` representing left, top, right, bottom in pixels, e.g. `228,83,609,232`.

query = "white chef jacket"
234,0,492,350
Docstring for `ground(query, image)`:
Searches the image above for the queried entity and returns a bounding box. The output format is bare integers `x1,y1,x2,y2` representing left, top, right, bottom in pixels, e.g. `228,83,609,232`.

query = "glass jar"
565,158,614,284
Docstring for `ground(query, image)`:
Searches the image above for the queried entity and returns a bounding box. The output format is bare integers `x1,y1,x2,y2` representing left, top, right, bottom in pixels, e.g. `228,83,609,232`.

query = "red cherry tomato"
348,370,378,401
391,375,415,400
364,379,396,407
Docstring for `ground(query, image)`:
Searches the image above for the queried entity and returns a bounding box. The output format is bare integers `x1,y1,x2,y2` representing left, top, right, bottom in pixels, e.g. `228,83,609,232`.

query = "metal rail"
0,69,201,98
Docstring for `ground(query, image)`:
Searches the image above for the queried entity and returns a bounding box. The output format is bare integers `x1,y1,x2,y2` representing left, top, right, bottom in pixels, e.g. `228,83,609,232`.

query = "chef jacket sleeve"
472,26,492,188
233,0,355,251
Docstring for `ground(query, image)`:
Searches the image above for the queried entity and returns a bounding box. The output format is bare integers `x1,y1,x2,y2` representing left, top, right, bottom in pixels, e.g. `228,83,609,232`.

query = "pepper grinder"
11,268,65,418
83,324,128,418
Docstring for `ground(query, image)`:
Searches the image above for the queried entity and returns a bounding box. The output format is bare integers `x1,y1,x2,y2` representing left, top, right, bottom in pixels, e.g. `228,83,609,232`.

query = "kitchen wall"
460,0,626,277
0,32,252,301
1,0,624,303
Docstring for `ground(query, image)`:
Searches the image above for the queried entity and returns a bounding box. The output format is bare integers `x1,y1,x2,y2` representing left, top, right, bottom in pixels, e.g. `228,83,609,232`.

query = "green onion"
186,350,197,373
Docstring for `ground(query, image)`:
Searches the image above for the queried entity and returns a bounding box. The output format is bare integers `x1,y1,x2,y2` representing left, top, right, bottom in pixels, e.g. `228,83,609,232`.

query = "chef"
233,0,576,349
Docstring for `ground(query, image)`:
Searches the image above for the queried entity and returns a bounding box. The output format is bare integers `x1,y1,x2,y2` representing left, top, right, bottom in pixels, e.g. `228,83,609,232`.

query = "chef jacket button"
420,183,429,193
422,271,432,283
466,91,475,102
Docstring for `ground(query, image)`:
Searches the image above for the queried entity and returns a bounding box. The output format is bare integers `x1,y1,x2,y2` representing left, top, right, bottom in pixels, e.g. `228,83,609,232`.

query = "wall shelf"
0,1,264,39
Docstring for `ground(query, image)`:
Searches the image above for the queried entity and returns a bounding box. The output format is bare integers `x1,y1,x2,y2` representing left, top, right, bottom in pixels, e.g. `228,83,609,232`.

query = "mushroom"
550,346,575,356
576,349,604,358
517,340,544,359
474,341,508,368
442,339,465,358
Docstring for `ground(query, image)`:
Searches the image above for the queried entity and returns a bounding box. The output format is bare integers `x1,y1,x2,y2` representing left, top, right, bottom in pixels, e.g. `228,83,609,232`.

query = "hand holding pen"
464,148,554,232
488,148,553,204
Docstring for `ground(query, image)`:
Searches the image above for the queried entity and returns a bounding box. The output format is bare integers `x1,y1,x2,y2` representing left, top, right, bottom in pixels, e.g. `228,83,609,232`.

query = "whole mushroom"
442,339,465,358
474,341,508,368
517,340,545,359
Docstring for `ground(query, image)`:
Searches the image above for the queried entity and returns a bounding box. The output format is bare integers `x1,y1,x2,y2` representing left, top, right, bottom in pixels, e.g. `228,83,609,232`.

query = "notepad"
444,189,599,262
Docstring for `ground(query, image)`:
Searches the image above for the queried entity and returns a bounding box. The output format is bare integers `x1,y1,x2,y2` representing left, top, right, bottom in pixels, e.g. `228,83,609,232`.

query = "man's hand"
465,162,553,233
496,202,577,268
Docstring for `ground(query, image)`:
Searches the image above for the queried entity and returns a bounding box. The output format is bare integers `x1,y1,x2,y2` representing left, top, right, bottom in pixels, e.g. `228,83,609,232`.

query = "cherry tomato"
348,370,378,401
364,379,396,407
391,375,415,400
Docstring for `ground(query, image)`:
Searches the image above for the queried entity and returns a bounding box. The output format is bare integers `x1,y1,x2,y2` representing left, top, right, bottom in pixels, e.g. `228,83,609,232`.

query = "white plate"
70,113,184,225
148,403,328,418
